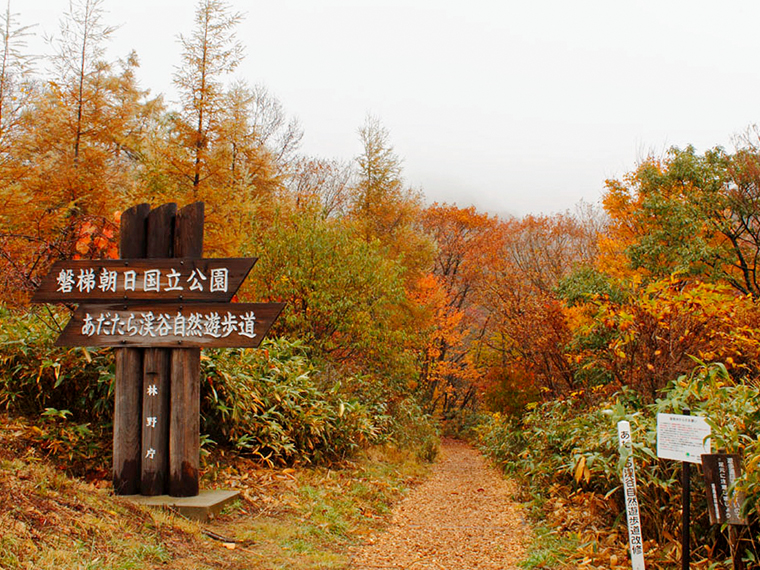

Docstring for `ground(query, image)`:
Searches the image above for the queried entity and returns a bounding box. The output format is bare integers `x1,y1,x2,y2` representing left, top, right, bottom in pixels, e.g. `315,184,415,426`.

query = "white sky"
16,0,760,217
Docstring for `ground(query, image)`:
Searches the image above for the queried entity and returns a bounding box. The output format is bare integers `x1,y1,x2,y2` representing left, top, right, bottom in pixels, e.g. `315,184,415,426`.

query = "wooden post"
169,202,204,497
140,203,176,495
33,200,277,499
113,203,150,495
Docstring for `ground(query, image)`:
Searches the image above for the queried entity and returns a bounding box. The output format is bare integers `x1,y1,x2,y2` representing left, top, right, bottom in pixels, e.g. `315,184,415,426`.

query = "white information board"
656,413,711,464
618,421,646,570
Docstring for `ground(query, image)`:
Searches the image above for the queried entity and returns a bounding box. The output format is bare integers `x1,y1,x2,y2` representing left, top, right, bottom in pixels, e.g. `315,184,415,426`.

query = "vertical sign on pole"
701,453,748,570
656,410,711,570
141,203,176,495
701,454,747,526
618,420,646,570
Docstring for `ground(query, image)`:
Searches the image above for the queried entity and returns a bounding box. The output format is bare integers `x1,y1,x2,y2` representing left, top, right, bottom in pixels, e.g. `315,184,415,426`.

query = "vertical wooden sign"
33,200,282,498
140,203,176,495
701,454,747,526
618,421,646,570
113,203,150,495
169,202,204,497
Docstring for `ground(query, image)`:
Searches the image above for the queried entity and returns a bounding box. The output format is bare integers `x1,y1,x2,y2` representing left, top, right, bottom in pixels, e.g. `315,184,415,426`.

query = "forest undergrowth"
0,412,432,570
478,362,760,570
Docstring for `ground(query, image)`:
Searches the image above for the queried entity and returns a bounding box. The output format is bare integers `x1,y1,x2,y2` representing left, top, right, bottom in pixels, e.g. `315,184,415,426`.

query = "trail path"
350,439,528,569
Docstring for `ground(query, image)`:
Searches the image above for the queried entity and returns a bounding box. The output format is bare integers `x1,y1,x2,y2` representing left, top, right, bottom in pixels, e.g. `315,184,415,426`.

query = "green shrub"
201,338,417,465
0,307,439,469
477,362,760,567
0,306,114,423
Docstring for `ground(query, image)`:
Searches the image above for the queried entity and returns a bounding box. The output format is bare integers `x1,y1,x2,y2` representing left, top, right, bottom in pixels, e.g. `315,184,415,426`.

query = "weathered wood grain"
113,203,150,495
170,202,204,497
141,203,176,496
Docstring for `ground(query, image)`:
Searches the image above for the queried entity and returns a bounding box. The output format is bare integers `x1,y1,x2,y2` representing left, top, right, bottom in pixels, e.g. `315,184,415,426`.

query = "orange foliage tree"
477,212,600,400
601,145,760,296
566,278,760,400
415,203,499,416
0,1,154,303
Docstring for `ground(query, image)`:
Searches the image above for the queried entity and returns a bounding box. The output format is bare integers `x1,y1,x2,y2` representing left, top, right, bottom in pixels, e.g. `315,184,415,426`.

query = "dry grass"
0,414,430,570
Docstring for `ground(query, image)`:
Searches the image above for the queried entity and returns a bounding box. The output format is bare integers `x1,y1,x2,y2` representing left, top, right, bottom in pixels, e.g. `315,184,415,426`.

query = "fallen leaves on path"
350,439,528,569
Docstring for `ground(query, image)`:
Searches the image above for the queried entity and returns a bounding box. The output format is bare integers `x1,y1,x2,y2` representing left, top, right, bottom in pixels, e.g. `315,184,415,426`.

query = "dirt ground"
349,439,529,570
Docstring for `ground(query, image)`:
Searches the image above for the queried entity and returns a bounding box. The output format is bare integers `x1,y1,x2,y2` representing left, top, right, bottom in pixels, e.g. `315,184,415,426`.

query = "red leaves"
71,216,119,261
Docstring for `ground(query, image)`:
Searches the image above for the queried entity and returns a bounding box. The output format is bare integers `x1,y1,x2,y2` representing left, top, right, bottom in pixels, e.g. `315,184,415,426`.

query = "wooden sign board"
701,454,748,525
32,201,284,499
32,258,256,304
56,302,285,348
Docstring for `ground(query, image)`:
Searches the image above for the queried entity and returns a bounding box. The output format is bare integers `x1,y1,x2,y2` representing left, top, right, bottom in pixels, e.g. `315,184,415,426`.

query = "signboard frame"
656,412,712,464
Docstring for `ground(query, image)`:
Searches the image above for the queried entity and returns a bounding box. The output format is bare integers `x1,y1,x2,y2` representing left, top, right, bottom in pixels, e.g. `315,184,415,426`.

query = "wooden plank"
56,302,284,348
31,258,257,303
146,203,177,258
701,454,747,525
113,203,150,495
170,202,204,498
141,203,176,496
169,348,200,497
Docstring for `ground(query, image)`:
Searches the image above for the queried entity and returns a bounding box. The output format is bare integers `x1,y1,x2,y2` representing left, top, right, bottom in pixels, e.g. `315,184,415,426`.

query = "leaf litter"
350,439,529,569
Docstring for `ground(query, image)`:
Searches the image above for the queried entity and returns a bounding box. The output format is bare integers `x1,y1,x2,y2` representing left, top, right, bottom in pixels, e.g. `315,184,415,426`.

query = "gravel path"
350,439,528,569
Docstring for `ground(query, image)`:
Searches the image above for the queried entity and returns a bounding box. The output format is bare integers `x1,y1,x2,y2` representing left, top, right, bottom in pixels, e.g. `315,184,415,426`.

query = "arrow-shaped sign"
55,302,285,348
32,258,257,304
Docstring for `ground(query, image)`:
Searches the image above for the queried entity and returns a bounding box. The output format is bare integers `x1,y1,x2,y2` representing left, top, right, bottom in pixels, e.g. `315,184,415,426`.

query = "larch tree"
0,0,155,303
352,115,407,240
350,115,432,283
158,0,286,255
172,0,243,197
0,0,34,151
49,0,116,170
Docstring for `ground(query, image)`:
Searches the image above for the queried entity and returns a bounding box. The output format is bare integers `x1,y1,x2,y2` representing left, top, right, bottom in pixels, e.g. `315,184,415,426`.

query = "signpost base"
123,489,240,522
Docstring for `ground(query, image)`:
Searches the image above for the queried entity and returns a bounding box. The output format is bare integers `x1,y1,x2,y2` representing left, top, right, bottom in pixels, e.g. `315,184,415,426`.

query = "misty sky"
17,0,760,217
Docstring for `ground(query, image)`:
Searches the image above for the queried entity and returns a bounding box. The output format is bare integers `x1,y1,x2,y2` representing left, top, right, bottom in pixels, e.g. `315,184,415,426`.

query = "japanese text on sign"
56,266,229,295
618,421,646,570
31,257,257,304
80,310,256,340
55,302,284,348
702,454,748,525
657,413,712,464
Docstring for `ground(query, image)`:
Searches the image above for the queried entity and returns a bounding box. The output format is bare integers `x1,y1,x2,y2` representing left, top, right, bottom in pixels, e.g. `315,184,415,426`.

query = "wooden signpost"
701,454,747,526
701,453,748,570
33,202,283,498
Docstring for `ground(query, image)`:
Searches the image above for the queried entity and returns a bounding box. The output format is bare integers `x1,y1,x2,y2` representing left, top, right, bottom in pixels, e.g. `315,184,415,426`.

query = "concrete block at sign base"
122,490,240,522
